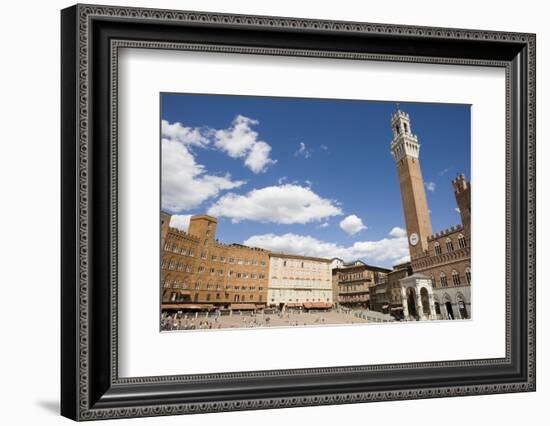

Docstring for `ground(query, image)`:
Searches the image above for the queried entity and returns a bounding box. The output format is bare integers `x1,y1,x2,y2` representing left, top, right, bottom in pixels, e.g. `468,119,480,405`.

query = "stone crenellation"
167,227,200,243
427,224,464,241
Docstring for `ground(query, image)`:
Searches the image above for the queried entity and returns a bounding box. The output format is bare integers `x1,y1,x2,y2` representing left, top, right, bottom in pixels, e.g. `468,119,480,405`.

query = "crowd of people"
160,307,378,331
161,312,223,331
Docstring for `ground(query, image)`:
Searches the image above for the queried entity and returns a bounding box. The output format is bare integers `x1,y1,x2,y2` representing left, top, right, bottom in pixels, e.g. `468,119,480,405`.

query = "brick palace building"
160,213,269,312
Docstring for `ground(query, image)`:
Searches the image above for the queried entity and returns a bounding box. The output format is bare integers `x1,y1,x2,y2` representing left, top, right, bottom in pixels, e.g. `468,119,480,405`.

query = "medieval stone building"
331,261,390,310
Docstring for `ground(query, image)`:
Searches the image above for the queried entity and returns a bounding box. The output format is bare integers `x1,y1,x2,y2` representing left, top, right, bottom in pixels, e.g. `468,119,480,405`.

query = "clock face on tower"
409,232,419,246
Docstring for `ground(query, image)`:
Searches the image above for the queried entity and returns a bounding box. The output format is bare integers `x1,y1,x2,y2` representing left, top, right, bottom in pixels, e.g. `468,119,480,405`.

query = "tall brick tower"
188,215,218,261
160,211,172,249
390,108,433,260
188,215,217,244
452,173,471,234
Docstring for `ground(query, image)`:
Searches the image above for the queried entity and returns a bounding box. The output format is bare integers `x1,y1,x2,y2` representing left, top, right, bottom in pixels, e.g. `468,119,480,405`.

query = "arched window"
446,238,454,252
465,267,471,285
452,270,461,286
457,294,468,319
434,242,442,255
439,272,448,288
458,234,467,249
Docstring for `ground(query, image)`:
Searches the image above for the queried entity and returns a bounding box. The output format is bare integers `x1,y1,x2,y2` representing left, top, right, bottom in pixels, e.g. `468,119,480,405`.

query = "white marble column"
401,287,409,320
416,291,426,320
428,291,436,320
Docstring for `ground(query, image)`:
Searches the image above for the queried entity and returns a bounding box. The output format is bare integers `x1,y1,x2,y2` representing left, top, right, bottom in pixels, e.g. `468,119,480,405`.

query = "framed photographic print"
61,4,536,421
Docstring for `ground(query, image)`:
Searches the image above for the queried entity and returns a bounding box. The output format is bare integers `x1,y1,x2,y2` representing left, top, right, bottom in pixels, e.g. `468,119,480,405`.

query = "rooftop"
269,252,332,263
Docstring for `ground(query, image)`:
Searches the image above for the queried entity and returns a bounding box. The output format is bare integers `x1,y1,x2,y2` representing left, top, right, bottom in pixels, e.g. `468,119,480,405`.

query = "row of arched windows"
162,275,265,292
163,242,195,257
433,234,467,256
165,291,264,303
431,267,471,289
162,257,193,272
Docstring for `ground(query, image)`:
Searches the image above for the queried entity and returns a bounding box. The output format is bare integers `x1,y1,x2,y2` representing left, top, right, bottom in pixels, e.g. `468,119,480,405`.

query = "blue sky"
161,93,470,268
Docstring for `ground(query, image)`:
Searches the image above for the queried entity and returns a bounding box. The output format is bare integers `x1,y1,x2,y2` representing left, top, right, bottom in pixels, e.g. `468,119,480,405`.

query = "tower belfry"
390,109,433,259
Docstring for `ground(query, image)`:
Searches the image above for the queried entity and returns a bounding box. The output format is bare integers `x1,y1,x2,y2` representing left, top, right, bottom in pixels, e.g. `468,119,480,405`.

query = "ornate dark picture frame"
61,4,536,421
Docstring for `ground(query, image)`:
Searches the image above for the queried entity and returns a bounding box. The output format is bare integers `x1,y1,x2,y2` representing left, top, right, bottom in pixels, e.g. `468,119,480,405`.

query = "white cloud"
214,115,257,157
294,142,311,159
161,120,209,147
319,222,329,228
277,176,287,185
243,231,409,266
244,141,275,173
425,181,436,192
438,168,450,176
214,115,276,173
389,226,407,238
455,207,461,213
161,115,277,210
207,184,342,224
161,138,245,211
393,254,411,265
320,145,329,151
339,214,367,236
169,214,192,232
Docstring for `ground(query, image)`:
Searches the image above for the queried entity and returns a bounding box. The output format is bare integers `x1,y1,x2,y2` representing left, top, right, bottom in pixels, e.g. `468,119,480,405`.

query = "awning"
390,306,404,311
162,303,215,310
303,302,333,309
230,303,257,310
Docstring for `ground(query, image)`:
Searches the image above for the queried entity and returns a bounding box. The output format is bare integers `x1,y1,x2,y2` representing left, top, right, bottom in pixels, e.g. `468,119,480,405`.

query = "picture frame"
60,3,536,421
